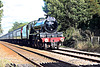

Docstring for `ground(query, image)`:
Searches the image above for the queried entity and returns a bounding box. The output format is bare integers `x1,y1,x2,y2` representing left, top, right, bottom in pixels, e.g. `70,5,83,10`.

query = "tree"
42,3,49,13
84,0,100,31
8,22,28,32
0,0,3,34
86,0,100,16
43,0,90,31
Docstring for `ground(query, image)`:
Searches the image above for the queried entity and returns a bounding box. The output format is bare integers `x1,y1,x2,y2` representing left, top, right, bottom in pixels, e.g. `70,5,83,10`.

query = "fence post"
91,37,93,44
98,37,99,44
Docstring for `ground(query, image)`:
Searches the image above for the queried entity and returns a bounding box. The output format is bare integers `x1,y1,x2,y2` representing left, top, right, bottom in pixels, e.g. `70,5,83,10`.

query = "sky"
1,0,45,35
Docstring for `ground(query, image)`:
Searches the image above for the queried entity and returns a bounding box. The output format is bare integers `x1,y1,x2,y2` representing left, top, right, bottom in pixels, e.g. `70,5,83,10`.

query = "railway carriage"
0,16,65,49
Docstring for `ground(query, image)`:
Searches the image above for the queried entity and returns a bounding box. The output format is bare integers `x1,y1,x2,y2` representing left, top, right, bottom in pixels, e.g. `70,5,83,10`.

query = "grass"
63,40,100,53
0,59,10,67
74,41,100,53
60,45,68,48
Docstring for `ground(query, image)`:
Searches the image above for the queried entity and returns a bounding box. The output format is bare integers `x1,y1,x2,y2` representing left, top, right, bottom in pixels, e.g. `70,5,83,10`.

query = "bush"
63,27,100,53
64,27,82,47
75,41,93,51
74,41,100,53
91,44,100,53
64,27,75,40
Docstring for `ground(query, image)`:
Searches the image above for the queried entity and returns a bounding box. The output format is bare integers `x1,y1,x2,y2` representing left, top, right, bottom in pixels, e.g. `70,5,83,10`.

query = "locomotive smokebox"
44,18,58,33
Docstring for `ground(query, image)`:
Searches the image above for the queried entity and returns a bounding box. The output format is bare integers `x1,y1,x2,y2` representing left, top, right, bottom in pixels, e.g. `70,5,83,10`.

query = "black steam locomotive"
0,16,64,49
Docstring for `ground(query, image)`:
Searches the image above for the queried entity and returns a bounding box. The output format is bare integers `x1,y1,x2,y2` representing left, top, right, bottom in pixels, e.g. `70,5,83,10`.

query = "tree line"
8,22,28,33
0,0,3,34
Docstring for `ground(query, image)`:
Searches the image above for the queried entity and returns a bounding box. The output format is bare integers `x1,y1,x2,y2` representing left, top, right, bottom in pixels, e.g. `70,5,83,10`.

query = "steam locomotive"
0,16,64,49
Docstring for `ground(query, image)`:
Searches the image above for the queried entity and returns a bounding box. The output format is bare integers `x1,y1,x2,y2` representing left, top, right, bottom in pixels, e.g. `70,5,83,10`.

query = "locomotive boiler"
0,16,64,49
33,16,58,33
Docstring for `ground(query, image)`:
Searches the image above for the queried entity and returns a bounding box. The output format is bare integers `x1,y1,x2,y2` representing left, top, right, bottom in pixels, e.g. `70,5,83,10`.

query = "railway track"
0,42,42,67
0,41,78,67
1,41,100,66
59,48,100,57
48,49,100,63
58,48,100,62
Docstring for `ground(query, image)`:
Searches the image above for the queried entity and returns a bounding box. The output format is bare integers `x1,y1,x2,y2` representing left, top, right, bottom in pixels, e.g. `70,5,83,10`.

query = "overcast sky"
1,0,45,35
